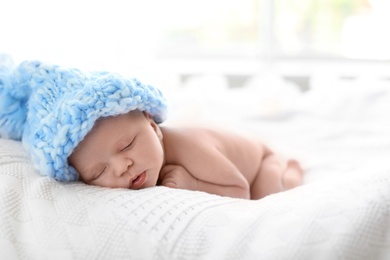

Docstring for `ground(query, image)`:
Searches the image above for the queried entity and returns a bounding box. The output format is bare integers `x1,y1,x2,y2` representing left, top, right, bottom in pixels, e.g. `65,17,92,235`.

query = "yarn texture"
0,55,167,181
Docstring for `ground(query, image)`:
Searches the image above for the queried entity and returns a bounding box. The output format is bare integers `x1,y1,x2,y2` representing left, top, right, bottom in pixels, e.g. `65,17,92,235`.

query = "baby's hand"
159,165,198,191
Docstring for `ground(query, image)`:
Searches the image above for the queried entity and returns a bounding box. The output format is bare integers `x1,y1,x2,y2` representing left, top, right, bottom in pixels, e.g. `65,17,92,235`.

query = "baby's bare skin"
160,127,303,199
69,111,303,200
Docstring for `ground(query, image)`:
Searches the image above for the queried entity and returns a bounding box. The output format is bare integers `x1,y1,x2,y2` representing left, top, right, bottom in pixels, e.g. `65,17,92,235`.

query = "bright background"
2,1,389,64
1,0,390,123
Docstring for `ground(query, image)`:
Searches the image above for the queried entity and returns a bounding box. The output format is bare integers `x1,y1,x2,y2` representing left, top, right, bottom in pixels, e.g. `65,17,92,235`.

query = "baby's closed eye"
121,137,136,151
89,167,106,182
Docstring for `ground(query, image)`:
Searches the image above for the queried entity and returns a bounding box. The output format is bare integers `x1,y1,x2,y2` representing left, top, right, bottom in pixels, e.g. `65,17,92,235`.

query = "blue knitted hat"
0,55,167,181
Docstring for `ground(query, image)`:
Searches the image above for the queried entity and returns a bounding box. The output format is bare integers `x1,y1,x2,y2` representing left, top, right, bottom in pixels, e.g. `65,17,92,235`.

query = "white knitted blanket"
1,138,390,259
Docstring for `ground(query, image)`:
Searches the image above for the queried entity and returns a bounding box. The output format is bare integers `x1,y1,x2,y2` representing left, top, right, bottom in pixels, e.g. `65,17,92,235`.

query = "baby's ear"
142,111,153,120
143,112,163,139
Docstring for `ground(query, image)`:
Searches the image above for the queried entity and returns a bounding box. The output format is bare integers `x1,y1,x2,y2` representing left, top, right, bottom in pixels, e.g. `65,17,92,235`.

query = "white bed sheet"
1,74,390,259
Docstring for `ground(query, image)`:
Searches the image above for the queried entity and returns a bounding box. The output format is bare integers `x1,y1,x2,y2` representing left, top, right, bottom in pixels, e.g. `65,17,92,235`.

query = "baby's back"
161,126,268,185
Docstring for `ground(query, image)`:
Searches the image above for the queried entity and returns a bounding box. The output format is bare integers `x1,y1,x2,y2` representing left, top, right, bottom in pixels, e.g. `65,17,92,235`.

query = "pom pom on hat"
0,55,168,181
0,55,32,139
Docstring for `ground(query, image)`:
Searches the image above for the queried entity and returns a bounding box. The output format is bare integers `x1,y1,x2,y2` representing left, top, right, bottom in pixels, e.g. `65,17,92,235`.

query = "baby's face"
68,111,164,189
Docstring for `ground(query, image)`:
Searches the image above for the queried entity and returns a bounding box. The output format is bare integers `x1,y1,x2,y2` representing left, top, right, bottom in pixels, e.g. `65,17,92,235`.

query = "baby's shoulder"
161,126,218,145
161,127,221,164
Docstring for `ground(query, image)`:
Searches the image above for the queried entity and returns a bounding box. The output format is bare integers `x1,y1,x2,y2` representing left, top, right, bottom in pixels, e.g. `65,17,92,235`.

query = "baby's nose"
111,156,133,177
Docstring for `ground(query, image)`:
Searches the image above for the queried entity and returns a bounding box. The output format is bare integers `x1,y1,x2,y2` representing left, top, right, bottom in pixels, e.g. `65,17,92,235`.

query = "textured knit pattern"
0,55,167,181
1,138,390,259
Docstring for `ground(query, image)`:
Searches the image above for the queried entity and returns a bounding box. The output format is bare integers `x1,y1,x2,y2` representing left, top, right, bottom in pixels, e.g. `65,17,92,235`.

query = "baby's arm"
160,127,251,199
159,165,198,191
160,163,250,199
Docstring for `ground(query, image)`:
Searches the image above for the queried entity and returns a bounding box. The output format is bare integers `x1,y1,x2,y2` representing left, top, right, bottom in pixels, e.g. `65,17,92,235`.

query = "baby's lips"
129,171,146,189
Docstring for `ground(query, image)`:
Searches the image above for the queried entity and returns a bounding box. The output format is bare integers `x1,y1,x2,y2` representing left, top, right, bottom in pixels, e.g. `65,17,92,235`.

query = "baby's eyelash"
123,138,135,151
93,167,106,180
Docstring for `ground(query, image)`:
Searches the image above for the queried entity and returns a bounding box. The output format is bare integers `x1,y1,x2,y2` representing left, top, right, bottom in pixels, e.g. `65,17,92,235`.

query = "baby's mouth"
129,172,146,189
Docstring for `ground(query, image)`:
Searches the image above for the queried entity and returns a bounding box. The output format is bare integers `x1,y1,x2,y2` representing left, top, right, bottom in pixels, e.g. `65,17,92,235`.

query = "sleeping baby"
0,57,303,200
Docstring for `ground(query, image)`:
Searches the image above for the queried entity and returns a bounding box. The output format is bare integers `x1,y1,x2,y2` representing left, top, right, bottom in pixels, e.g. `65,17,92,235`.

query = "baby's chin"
142,172,160,189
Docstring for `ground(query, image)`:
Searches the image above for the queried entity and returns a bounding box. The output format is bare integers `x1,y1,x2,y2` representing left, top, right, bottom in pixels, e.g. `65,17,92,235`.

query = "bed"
1,72,390,259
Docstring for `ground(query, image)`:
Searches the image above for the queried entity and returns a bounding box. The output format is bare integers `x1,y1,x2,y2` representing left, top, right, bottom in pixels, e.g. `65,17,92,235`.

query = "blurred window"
155,0,389,61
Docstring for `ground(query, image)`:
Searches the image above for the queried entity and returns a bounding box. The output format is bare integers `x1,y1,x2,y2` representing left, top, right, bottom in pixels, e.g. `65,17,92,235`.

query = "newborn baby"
69,111,303,200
